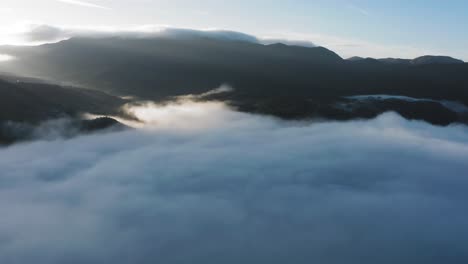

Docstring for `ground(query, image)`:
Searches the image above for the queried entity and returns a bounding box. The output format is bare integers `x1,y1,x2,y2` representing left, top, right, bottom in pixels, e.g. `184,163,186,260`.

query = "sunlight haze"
1,0,467,59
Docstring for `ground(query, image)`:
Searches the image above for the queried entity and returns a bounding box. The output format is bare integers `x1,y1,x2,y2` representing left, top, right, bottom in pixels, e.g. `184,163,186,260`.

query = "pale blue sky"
0,0,467,59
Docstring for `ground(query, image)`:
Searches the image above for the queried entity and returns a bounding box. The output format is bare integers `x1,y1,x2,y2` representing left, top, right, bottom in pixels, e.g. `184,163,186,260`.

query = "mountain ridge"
347,55,464,65
0,36,467,135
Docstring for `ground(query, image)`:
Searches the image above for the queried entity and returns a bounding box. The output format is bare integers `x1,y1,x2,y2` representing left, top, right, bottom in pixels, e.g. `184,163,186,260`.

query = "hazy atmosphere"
1,0,468,59
0,1,467,264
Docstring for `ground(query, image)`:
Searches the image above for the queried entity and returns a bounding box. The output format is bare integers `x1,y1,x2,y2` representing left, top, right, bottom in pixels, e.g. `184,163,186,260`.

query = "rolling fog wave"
0,101,468,264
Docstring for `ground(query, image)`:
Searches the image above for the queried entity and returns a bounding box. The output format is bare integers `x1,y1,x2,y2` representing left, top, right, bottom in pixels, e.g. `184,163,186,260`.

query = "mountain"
346,57,381,65
347,56,366,61
378,58,412,64
0,36,467,127
411,55,465,65
0,77,127,144
349,55,465,66
377,56,464,65
0,77,126,122
0,37,343,99
0,116,127,145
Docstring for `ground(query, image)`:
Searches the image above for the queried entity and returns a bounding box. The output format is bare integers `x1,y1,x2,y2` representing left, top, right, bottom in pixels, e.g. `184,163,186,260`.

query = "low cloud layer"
3,23,316,48
15,24,259,45
1,101,468,264
4,23,463,60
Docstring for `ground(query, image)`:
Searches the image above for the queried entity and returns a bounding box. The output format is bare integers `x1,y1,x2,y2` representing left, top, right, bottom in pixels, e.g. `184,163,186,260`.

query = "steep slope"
0,78,126,123
1,37,467,125
0,37,343,98
0,77,128,144
1,37,466,102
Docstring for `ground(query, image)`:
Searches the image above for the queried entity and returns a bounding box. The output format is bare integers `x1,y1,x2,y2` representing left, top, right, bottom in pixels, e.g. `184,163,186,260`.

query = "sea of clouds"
0,101,468,264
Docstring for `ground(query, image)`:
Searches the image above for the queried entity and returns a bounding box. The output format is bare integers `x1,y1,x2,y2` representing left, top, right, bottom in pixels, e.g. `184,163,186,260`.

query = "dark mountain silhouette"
0,77,127,144
347,56,366,61
411,55,464,65
0,116,127,145
350,55,464,65
0,78,125,122
0,37,343,99
378,58,412,64
0,36,467,132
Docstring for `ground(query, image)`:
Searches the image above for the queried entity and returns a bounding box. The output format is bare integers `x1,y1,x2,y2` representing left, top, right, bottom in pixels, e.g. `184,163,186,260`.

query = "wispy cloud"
56,0,110,9
348,4,370,16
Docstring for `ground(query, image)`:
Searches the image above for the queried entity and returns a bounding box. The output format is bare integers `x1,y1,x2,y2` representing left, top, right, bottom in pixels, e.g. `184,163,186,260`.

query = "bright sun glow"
0,54,14,62
124,100,236,130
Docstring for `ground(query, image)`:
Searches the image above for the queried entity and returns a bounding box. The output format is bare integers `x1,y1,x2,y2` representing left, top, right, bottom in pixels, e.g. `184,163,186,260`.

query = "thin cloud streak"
348,4,370,16
56,0,110,9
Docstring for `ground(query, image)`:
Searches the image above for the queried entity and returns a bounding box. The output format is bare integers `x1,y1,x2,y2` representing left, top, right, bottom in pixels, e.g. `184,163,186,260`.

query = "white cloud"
0,23,315,51
2,24,260,46
56,0,110,9
0,100,468,263
22,24,65,42
0,23,464,60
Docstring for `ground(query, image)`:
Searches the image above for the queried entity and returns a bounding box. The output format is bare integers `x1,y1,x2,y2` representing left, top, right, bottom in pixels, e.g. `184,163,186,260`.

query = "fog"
0,101,468,263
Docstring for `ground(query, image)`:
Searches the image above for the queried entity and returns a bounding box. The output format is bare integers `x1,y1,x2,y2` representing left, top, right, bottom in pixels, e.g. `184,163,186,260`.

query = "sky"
0,0,467,59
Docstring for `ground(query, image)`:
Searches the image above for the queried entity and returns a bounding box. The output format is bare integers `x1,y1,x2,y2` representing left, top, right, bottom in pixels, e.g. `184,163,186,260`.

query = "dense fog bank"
0,101,467,264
